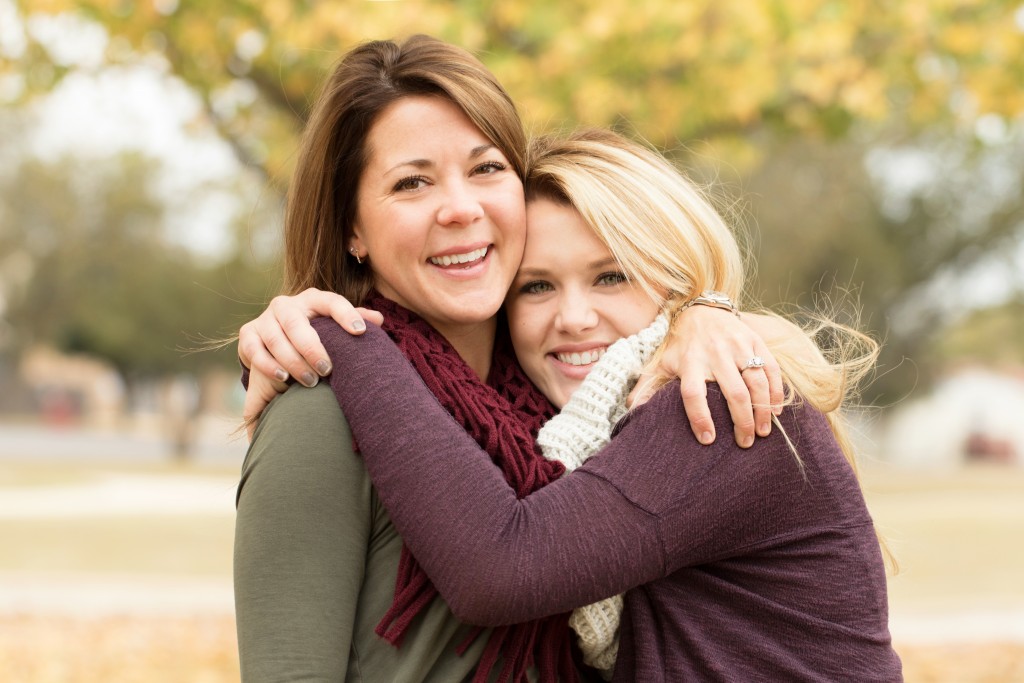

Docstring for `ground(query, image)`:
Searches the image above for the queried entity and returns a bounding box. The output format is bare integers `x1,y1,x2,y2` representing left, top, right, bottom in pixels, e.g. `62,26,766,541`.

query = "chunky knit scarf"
367,292,577,683
536,313,669,677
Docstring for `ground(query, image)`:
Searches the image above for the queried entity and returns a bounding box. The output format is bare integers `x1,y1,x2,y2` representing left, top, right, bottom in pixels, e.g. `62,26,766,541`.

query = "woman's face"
505,198,661,408
352,95,526,336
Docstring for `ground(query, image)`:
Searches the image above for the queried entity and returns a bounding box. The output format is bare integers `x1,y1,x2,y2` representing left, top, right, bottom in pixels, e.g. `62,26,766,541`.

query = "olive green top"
233,383,496,682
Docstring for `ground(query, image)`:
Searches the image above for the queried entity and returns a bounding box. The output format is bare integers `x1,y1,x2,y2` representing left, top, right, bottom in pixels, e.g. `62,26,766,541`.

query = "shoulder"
251,380,350,443
240,383,363,504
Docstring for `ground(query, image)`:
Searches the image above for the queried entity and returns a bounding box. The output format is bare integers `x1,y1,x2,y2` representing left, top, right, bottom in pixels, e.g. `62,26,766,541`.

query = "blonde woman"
290,129,903,681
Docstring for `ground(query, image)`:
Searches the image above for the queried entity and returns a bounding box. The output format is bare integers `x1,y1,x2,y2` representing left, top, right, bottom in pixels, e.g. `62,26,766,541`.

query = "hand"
243,368,289,441
648,306,783,448
238,288,384,388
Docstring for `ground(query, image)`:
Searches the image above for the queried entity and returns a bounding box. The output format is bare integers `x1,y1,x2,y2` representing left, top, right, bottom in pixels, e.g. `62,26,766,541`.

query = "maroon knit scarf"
366,292,578,683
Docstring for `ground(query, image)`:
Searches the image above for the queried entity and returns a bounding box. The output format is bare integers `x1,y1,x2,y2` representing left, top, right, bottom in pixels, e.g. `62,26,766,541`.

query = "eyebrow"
515,257,619,279
384,144,496,176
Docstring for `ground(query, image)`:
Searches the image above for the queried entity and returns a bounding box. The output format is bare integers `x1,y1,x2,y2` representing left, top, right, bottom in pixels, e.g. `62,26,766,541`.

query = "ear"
348,225,366,257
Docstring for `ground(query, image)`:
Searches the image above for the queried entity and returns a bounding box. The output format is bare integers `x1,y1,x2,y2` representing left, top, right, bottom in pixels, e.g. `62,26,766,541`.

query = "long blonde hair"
526,129,891,565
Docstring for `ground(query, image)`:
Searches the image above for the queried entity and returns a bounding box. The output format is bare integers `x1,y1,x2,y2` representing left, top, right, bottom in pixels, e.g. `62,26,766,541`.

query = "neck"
434,317,497,381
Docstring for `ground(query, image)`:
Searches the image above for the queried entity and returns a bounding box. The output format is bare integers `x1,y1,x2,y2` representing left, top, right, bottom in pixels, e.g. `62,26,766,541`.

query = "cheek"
507,303,547,365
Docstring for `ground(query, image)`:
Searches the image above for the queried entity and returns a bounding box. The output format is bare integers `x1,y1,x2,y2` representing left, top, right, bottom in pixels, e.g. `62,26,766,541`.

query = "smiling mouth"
429,246,488,268
554,347,607,366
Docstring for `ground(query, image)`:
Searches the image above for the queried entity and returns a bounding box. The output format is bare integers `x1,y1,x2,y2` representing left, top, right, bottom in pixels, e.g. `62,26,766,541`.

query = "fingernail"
773,405,783,416
274,368,289,382
700,431,713,445
758,422,770,436
742,435,754,448
351,319,366,332
316,359,331,376
301,372,318,388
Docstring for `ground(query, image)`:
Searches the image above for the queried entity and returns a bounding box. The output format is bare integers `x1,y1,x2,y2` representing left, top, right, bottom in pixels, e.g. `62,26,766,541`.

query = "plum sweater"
315,319,903,682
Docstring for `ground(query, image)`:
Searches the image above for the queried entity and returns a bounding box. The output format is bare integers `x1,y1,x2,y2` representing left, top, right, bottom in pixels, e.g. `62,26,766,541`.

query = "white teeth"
430,247,488,267
556,348,606,366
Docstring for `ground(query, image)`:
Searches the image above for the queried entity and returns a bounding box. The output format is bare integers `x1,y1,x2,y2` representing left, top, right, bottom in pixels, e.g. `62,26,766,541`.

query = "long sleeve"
317,321,864,630
316,319,824,626
234,383,368,682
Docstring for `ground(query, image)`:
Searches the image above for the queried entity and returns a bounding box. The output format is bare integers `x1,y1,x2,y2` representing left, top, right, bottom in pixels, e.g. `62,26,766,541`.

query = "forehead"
523,198,610,261
364,95,492,166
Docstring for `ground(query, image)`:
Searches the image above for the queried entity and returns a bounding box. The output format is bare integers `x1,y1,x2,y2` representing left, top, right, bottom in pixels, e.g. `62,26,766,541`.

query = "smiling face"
351,95,526,340
505,198,661,408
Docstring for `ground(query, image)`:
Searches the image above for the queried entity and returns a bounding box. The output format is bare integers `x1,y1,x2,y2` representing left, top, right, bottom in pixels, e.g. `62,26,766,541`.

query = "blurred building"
882,365,1024,467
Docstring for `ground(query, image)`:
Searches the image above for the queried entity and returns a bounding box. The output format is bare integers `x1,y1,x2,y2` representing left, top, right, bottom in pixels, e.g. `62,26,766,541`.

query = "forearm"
315,319,669,625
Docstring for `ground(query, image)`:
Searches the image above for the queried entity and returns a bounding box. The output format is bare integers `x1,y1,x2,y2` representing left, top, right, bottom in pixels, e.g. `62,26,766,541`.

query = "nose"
555,292,599,336
436,178,485,226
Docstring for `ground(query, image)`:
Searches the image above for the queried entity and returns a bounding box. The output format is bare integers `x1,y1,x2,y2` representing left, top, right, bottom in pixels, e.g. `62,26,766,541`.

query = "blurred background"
1,1,1022,681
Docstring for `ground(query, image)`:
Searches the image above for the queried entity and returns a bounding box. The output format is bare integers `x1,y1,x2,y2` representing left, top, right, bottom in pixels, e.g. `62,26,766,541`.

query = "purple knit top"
314,318,903,682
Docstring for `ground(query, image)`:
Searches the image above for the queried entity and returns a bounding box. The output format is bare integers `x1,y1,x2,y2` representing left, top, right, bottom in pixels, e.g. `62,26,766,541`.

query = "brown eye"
393,175,428,192
473,161,507,175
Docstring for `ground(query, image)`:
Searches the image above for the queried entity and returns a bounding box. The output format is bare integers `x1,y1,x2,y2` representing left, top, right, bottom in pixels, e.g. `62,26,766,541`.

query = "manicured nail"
316,359,332,376
700,431,713,445
301,372,318,388
274,368,289,382
351,318,366,332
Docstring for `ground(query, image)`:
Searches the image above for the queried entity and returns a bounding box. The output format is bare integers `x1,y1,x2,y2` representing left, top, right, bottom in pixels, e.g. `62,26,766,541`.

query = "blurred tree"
13,0,1023,183
7,0,1024,406
933,298,1024,368
0,152,275,385
730,129,1024,404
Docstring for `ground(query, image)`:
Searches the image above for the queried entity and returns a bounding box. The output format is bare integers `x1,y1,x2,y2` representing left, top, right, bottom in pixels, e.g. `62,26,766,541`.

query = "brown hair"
283,35,527,305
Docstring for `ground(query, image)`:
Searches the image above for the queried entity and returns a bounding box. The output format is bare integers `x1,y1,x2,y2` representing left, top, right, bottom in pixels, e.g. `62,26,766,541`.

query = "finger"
760,347,785,416
679,375,716,445
240,320,290,382
354,307,385,326
266,296,326,385
717,365,756,449
741,365,773,438
245,343,291,384
243,371,288,441
298,288,365,337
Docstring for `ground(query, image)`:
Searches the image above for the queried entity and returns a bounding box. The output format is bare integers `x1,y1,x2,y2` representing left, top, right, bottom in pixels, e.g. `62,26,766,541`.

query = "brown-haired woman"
233,35,783,682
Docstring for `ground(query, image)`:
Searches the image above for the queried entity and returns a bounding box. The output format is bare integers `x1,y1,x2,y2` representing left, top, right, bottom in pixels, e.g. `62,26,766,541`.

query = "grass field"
0,457,1022,682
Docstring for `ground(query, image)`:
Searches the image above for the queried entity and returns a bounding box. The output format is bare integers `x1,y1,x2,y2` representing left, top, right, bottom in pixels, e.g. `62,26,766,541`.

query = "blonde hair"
526,129,892,567
284,35,527,304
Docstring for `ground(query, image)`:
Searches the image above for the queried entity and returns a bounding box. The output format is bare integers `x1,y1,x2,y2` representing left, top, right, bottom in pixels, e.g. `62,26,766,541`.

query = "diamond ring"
741,356,766,372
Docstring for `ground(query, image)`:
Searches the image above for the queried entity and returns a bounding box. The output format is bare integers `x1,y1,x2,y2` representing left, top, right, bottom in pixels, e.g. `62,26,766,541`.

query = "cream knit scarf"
535,313,669,677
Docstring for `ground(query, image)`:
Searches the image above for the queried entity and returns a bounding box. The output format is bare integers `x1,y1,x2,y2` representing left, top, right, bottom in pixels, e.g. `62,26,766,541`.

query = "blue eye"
596,272,628,286
520,280,553,295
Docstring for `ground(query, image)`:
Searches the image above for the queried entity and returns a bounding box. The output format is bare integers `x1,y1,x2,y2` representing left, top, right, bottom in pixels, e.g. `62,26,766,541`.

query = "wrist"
680,290,740,317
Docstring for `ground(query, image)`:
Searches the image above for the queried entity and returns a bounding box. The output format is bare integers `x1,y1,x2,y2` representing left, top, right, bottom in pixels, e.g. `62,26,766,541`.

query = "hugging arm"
314,319,746,626
239,289,781,444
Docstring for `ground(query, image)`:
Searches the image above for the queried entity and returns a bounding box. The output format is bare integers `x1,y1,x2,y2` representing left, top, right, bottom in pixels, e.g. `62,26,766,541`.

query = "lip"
547,342,610,380
426,242,492,279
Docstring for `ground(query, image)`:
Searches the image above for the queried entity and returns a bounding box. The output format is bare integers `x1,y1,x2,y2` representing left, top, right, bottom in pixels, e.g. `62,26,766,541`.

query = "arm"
315,319,759,626
238,290,780,446
234,383,368,681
